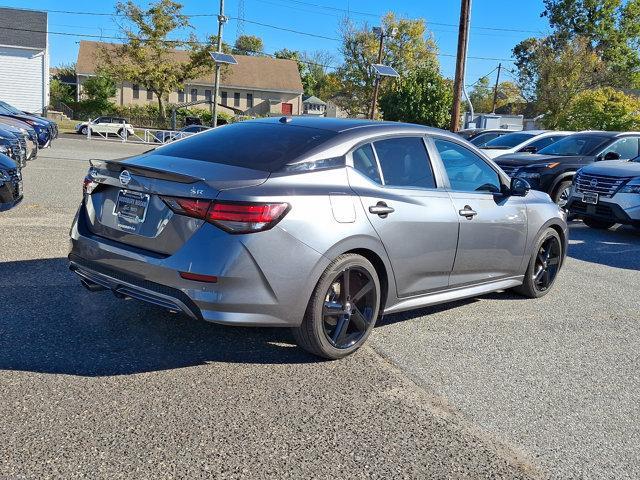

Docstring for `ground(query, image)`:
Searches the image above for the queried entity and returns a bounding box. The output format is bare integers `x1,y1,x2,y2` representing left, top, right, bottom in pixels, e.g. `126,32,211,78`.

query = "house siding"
0,46,48,113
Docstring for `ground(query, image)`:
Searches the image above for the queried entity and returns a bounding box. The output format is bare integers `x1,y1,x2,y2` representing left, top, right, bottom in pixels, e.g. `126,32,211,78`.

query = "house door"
281,103,293,115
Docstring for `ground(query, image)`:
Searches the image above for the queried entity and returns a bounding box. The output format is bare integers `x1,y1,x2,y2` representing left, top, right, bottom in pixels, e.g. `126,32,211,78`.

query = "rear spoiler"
90,158,202,184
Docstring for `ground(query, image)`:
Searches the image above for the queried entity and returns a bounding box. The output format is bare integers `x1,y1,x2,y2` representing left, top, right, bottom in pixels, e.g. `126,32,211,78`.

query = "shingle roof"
302,95,326,106
0,8,47,50
76,40,303,93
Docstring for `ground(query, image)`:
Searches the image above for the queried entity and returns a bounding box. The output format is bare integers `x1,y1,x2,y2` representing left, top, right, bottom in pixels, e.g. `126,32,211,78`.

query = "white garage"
0,8,49,114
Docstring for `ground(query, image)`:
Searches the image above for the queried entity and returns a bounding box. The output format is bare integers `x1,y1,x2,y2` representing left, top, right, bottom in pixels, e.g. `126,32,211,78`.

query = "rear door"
432,137,528,287
347,136,459,297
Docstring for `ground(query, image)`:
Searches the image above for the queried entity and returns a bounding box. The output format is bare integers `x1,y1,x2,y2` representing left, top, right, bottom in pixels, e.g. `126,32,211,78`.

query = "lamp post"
369,26,398,120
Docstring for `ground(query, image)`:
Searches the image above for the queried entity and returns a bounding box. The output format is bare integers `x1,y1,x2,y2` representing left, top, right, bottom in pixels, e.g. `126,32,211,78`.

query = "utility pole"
491,63,502,114
369,28,385,120
450,0,471,132
212,0,227,128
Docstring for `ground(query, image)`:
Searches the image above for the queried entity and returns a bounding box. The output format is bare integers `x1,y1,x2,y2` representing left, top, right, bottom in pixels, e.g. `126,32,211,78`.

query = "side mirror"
603,151,621,161
519,145,538,153
510,177,530,197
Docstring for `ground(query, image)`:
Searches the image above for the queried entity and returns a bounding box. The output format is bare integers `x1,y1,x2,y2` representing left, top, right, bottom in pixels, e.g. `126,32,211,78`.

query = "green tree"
558,87,640,130
233,35,264,56
98,0,216,118
274,48,338,97
336,13,438,117
542,0,640,87
379,64,452,128
469,78,525,113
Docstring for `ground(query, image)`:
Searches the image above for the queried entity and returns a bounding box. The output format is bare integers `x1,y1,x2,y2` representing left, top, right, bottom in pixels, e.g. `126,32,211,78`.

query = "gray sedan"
69,118,567,359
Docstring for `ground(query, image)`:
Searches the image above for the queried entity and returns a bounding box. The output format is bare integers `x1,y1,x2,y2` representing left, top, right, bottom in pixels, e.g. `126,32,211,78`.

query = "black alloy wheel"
532,235,561,292
322,266,376,349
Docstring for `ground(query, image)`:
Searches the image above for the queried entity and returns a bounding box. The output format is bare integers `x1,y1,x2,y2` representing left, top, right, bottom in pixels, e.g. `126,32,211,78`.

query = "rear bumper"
69,204,329,327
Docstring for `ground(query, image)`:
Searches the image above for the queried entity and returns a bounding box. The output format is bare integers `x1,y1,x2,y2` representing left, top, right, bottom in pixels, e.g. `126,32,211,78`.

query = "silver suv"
69,118,568,359
567,156,640,230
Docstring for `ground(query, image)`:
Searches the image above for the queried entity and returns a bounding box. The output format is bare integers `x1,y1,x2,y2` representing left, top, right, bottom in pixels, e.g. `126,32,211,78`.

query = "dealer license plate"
114,190,150,223
582,191,598,205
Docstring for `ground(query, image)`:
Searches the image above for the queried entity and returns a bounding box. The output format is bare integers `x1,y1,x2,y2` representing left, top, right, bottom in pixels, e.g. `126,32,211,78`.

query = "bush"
558,87,640,131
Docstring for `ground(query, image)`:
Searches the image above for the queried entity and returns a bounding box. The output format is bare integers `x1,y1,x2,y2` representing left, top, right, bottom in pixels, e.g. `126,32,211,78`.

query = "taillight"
83,175,98,195
162,197,289,234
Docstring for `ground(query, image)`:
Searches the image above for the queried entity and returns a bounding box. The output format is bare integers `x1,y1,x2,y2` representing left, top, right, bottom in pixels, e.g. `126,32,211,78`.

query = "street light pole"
450,0,471,132
369,28,385,120
212,0,227,128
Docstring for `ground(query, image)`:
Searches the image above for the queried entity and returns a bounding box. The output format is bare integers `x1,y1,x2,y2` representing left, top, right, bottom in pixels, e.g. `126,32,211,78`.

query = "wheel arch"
550,172,576,197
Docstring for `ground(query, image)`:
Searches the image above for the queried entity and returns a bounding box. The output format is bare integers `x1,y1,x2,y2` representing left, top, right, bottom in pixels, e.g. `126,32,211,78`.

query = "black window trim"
429,134,509,195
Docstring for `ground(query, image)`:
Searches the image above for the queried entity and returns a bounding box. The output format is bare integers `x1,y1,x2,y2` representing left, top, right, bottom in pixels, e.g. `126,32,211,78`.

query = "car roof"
250,116,445,135
575,130,640,137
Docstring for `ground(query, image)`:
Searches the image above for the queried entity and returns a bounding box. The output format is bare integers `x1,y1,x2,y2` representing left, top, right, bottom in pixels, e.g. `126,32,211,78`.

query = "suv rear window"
157,122,337,172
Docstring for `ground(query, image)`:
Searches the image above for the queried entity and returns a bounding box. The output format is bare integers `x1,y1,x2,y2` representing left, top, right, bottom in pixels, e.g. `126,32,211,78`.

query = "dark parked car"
69,117,567,359
0,116,38,160
0,126,27,167
457,128,513,147
0,100,56,148
495,131,640,206
0,153,22,211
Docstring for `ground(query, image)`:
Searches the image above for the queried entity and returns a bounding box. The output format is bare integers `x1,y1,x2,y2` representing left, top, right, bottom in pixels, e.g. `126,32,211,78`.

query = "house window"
205,89,212,101
247,93,253,108
190,88,197,101
221,91,228,105
132,84,139,99
146,89,153,100
234,92,240,107
178,89,185,102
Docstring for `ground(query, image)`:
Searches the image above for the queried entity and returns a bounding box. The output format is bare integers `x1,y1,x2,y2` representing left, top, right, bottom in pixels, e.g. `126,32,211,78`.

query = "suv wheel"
292,254,381,359
583,217,615,230
553,180,572,207
514,227,563,298
80,126,88,135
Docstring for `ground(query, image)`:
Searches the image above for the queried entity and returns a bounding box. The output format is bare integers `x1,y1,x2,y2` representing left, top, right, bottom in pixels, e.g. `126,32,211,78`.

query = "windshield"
157,122,338,172
481,132,536,149
537,135,610,156
0,101,22,115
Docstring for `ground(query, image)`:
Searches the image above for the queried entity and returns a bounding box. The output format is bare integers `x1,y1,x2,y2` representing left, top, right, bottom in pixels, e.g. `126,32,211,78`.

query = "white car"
75,116,135,137
479,130,571,159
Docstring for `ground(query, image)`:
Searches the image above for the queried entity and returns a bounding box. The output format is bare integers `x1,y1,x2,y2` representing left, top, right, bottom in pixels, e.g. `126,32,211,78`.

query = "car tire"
552,180,573,207
80,126,88,135
292,254,381,359
583,217,616,230
117,128,124,137
514,227,563,299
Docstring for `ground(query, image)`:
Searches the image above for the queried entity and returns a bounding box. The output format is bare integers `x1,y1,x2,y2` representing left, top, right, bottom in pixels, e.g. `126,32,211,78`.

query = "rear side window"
374,137,436,189
157,122,337,172
352,144,381,184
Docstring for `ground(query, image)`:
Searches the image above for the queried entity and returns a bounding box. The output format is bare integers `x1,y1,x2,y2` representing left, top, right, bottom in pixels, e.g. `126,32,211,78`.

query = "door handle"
459,205,477,219
369,202,395,217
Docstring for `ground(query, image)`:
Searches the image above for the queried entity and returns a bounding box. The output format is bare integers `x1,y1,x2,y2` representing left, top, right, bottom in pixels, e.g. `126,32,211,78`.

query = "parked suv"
496,131,640,206
0,153,22,211
69,118,567,359
75,117,135,137
0,101,55,148
0,117,37,160
0,128,26,167
566,156,640,230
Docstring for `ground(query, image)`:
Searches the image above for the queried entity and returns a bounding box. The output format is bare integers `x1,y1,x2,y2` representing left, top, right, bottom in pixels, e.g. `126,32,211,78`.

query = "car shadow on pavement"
567,221,640,271
0,258,320,377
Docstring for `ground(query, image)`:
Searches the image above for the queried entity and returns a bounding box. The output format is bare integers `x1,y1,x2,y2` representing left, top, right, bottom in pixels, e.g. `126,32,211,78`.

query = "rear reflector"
162,196,289,234
179,272,218,283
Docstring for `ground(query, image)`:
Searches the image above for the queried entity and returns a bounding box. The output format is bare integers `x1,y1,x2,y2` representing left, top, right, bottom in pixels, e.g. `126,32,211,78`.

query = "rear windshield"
481,132,536,149
157,122,337,172
537,134,610,156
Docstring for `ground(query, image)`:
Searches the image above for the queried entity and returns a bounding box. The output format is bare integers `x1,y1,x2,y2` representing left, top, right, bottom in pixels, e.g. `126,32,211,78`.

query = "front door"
348,137,459,297
281,103,293,115
432,138,528,287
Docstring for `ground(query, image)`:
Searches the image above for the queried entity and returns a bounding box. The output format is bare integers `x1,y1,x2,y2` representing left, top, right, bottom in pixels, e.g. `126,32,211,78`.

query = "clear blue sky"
1,0,553,87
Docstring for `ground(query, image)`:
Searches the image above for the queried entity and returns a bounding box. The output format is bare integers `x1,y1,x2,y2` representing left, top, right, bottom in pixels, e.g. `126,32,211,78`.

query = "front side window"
599,137,640,160
434,139,501,193
352,143,381,184
374,137,436,189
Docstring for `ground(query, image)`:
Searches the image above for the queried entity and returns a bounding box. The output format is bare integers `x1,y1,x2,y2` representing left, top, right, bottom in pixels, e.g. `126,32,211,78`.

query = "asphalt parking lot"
1,137,639,479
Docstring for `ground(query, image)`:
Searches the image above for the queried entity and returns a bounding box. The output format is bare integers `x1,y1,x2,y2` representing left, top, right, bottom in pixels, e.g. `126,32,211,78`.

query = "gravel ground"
1,137,638,479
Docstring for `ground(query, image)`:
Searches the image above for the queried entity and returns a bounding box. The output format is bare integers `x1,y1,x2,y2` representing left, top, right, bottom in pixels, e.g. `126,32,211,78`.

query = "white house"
0,7,49,114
